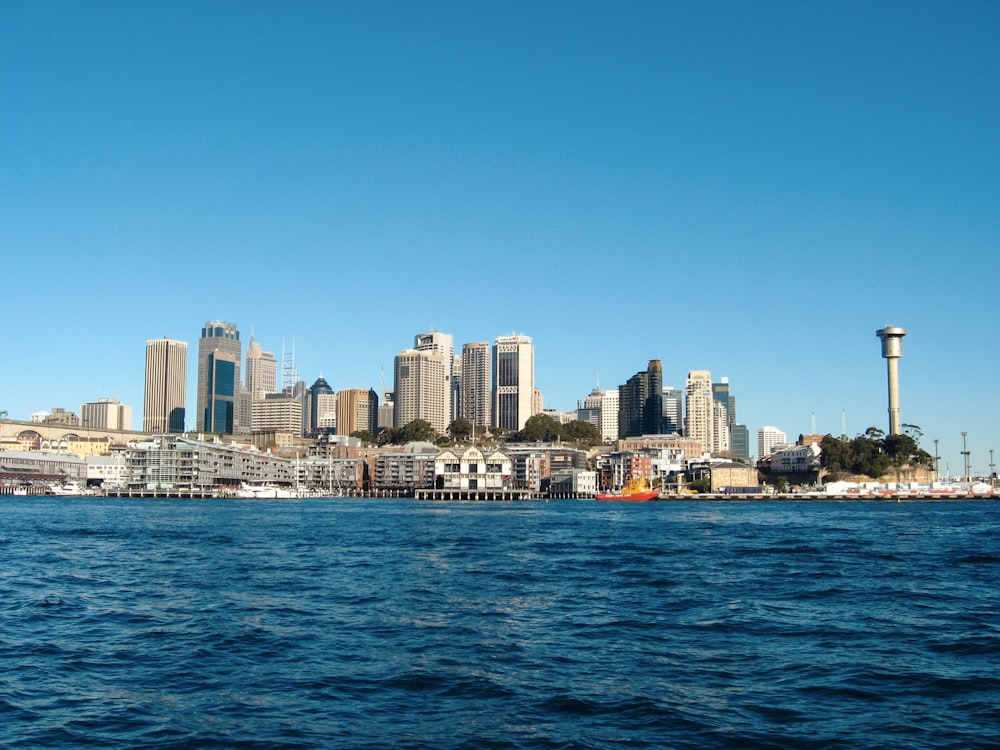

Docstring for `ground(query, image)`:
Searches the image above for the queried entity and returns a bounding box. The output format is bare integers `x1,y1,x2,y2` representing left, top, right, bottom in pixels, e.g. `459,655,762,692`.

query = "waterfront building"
685,370,713,454
336,388,378,437
375,442,439,492
0,449,86,490
81,398,132,432
125,435,293,490
144,338,187,434
757,425,788,458
492,335,535,432
460,342,491,428
394,347,449,433
197,321,241,433
618,360,663,438
434,446,512,492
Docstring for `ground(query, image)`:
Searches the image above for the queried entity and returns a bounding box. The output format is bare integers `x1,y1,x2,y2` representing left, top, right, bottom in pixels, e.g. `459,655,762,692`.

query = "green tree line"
820,425,933,479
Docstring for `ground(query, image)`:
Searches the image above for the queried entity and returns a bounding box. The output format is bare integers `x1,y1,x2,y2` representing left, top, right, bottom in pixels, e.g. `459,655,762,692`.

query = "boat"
597,477,660,502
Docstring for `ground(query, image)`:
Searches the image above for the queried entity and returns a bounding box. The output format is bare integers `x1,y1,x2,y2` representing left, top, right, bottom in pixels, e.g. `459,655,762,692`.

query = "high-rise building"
461,342,491,428
731,424,751,461
414,330,455,423
662,387,683,434
81,398,132,432
337,388,378,437
685,370,713,454
758,426,788,459
203,350,238,434
242,335,277,434
197,321,241,433
307,377,336,436
252,392,303,436
492,334,534,431
394,348,449,433
618,360,663,438
144,338,187,434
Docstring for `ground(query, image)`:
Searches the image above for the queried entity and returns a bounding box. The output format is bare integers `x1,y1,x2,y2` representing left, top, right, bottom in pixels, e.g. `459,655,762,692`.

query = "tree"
562,419,602,447
351,430,376,445
447,418,473,442
517,414,563,442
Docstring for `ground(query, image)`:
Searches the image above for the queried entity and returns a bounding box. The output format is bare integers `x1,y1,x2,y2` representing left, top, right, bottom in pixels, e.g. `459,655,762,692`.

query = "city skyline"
1,3,997,472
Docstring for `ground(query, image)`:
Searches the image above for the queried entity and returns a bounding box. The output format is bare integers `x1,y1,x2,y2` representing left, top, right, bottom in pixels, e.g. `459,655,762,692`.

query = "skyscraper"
197,321,241,433
618,360,663,438
337,388,378,437
414,330,454,423
394,347,449,433
242,335,277,433
460,342,491,428
492,334,534,431
307,376,335,436
204,350,238,434
685,370,713,454
144,338,187,433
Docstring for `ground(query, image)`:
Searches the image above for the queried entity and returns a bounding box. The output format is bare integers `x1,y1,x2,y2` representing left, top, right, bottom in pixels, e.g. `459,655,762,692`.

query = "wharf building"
197,321,241,434
144,338,187,433
124,435,293,492
492,335,535,431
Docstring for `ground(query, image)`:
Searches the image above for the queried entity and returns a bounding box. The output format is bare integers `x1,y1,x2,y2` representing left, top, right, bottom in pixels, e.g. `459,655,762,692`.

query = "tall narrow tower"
876,326,906,436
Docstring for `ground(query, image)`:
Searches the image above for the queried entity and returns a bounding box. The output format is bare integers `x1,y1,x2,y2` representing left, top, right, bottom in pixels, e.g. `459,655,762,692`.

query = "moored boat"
597,477,659,502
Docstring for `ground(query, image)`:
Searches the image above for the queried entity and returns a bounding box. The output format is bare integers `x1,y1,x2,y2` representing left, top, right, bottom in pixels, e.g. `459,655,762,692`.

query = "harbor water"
2,496,998,749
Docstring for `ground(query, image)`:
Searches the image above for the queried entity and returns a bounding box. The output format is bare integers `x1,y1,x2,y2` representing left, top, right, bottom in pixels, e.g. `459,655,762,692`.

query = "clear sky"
2,1,998,474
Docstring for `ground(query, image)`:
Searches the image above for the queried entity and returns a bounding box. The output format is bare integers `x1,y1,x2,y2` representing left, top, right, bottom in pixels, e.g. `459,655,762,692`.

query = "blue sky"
1,1,997,473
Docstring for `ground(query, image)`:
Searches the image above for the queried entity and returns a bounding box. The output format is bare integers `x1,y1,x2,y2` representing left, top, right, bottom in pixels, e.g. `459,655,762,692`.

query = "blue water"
1,497,998,749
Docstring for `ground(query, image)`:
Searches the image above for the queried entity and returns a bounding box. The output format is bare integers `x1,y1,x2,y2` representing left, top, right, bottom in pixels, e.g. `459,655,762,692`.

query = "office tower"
662,387,683,434
252,392,304,436
492,334,534,431
685,370,713,453
414,330,454,422
758,425,787,458
197,321,241,432
618,360,663,438
461,342,491,427
394,348,449,433
203,349,238,434
81,398,132,431
599,388,620,442
144,338,187,433
306,377,336,436
336,388,378,437
242,335,277,433
709,377,741,454
378,391,394,431
731,424,751,461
